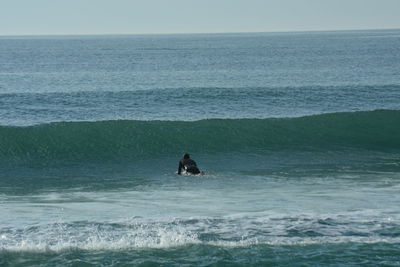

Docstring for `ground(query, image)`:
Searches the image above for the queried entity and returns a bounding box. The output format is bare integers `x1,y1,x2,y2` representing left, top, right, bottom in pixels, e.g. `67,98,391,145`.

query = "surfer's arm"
178,161,183,175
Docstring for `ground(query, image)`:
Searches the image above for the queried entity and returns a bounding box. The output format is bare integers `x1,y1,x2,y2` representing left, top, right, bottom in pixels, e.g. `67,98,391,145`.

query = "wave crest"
1,110,399,166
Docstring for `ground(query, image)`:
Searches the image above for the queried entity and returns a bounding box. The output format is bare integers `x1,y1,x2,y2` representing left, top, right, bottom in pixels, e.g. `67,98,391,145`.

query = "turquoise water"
1,30,400,266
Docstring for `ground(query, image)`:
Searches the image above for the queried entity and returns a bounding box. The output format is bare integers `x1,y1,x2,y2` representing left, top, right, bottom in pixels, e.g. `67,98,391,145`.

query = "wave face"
0,110,399,166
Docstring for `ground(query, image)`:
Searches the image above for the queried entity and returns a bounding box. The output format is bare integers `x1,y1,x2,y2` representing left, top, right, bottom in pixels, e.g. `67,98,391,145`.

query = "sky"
1,0,400,35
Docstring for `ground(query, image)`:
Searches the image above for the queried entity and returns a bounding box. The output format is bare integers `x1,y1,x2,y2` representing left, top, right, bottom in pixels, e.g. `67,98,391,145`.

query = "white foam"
0,209,400,252
1,213,400,253
0,221,200,252
3,232,400,253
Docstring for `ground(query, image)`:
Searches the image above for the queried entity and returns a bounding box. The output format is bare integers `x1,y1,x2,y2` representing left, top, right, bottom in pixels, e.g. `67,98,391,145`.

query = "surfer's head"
183,153,190,159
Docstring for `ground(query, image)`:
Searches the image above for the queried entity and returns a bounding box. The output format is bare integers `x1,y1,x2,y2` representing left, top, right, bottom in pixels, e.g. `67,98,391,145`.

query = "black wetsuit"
178,158,200,175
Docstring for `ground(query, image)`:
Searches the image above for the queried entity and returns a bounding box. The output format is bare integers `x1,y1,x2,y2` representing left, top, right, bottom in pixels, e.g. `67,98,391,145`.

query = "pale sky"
1,0,400,35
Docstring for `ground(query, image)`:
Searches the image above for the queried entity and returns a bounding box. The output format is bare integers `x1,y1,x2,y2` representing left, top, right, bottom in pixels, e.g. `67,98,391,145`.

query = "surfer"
178,153,202,175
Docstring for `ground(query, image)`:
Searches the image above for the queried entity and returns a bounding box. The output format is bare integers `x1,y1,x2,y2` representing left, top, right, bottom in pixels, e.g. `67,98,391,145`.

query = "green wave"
1,110,399,165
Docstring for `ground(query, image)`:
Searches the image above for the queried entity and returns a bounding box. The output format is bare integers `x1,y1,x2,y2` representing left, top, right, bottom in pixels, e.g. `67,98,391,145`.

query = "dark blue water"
1,30,400,266
1,30,400,125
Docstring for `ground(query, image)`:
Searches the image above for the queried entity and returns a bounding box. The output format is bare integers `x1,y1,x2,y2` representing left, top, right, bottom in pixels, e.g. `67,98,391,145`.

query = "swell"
1,84,400,126
0,110,399,166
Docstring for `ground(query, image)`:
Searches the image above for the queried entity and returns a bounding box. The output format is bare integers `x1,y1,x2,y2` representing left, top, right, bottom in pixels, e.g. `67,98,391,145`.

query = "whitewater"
1,30,400,266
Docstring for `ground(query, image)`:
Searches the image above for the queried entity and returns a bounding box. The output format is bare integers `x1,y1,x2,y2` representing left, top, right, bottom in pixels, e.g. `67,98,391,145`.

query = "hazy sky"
1,0,400,35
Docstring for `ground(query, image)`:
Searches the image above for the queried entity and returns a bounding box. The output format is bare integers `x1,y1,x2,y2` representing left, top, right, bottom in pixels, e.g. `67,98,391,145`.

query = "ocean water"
1,30,400,266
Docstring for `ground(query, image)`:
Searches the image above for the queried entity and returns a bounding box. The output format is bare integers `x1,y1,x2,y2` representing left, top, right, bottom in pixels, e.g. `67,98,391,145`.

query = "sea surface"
1,30,400,266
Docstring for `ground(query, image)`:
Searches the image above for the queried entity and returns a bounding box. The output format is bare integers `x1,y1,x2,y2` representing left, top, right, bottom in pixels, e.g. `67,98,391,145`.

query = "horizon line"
1,27,399,38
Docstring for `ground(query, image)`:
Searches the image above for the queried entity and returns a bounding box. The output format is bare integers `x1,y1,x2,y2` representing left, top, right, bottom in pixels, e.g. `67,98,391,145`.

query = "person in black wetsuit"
178,153,201,175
